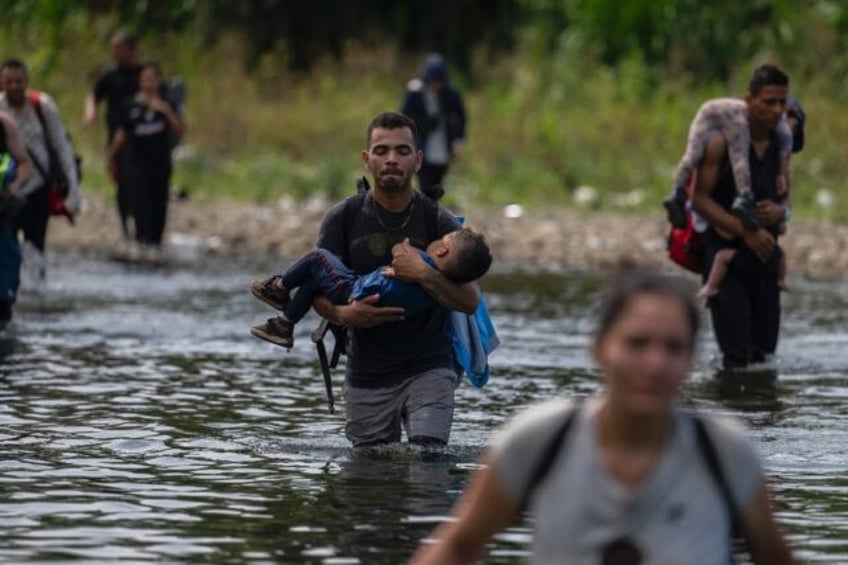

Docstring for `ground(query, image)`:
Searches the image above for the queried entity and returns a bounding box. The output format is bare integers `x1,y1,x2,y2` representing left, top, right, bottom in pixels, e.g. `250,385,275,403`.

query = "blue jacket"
450,295,500,388
350,246,499,387
350,251,438,318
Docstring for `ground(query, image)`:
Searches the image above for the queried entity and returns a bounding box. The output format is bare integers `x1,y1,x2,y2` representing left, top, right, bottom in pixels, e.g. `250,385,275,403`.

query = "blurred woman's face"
139,67,161,94
593,294,693,416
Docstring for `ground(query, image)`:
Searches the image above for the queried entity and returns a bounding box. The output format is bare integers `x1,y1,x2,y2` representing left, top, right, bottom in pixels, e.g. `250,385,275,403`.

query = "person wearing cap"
400,53,467,201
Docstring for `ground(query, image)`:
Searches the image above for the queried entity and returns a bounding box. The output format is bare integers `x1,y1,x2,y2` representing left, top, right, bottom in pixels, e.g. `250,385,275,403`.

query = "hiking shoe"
663,187,688,229
731,191,759,231
251,316,294,348
250,276,289,311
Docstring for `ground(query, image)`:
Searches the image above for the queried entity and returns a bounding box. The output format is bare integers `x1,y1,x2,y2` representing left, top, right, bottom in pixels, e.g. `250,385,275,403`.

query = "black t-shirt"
121,100,174,176
317,191,461,387
93,64,141,139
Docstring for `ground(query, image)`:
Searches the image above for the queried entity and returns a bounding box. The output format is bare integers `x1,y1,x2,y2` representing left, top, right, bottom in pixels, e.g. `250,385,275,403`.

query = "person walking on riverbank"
310,112,478,447
0,59,81,286
0,112,33,329
400,53,467,201
109,62,184,257
83,31,141,239
412,272,798,565
691,64,790,370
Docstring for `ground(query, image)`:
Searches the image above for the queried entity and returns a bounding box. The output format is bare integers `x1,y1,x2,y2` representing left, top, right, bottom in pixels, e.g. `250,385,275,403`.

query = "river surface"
1,253,846,564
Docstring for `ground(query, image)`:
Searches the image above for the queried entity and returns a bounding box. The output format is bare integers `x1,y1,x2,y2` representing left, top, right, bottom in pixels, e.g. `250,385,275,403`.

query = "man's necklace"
370,193,415,232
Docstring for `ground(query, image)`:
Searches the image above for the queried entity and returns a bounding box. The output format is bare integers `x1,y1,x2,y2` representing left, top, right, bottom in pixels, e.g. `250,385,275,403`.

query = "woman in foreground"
412,272,796,564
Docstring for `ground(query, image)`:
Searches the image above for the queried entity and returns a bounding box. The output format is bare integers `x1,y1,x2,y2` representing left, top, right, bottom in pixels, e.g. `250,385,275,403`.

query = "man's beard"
374,170,411,193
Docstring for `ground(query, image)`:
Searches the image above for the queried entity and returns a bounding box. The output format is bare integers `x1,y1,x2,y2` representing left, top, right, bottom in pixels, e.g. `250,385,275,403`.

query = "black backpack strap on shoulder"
519,403,581,511
692,415,738,522
341,189,368,266
692,414,742,563
415,188,441,240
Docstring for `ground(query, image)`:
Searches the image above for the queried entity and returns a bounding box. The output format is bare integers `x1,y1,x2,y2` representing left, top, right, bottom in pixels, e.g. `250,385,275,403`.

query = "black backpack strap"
341,189,367,266
692,415,738,523
692,414,742,563
519,403,581,511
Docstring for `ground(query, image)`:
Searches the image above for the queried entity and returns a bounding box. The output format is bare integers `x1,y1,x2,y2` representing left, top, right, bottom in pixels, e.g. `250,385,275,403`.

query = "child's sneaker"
251,316,294,348
250,276,289,311
731,191,759,231
663,186,688,229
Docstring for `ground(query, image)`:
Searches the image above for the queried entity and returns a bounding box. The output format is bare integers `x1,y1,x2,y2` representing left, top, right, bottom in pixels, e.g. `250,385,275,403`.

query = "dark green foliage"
1,0,845,82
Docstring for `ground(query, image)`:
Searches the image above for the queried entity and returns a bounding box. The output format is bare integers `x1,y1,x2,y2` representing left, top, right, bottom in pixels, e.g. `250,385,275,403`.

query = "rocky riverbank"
49,194,848,276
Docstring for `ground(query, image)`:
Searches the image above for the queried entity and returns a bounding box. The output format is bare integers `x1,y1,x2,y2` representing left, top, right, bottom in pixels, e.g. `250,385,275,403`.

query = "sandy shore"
48,194,848,276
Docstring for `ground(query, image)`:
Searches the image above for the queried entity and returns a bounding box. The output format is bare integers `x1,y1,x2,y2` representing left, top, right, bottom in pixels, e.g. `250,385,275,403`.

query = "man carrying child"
252,112,483,447
691,64,792,370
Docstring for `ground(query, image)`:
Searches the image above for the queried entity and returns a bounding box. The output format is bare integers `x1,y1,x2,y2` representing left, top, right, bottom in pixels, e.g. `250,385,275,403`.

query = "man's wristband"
783,205,792,223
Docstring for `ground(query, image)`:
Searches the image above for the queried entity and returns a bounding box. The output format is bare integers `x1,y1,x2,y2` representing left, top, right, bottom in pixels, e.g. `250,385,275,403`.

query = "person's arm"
82,93,98,127
388,238,478,314
84,72,110,127
691,134,775,261
411,455,521,565
2,114,32,193
739,479,799,564
451,89,467,158
757,155,790,229
313,293,405,328
107,129,126,183
150,97,185,138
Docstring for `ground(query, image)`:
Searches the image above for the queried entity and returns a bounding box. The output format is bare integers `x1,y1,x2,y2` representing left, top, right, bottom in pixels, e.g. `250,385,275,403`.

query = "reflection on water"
1,254,846,562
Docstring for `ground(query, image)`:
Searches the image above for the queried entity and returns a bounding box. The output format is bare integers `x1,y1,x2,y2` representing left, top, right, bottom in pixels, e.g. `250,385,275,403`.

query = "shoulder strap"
341,189,368,266
692,413,743,564
692,415,738,521
419,190,441,240
519,403,580,510
25,91,58,176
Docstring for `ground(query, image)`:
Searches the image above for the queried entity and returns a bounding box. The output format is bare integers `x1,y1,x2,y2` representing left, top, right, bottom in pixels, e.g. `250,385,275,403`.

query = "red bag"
666,175,703,273
667,219,703,273
48,186,74,224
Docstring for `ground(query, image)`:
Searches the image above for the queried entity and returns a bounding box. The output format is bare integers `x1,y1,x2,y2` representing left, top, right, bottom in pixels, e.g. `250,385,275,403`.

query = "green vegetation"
1,1,845,219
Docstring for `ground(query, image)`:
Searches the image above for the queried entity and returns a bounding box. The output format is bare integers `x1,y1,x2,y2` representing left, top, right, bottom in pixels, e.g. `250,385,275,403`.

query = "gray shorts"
343,367,456,447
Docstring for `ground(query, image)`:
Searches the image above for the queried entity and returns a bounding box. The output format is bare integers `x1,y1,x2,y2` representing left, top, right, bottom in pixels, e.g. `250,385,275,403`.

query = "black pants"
705,243,781,368
114,145,133,238
417,162,449,200
128,169,170,246
14,184,49,252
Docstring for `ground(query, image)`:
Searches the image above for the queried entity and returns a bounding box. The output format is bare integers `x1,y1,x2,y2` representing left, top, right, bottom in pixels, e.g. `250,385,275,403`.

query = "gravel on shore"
48,194,848,277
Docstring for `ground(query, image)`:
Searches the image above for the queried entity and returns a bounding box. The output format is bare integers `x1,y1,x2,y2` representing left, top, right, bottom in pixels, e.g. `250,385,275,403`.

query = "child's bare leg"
699,248,736,298
724,106,752,195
